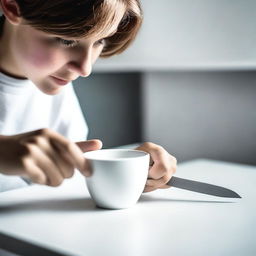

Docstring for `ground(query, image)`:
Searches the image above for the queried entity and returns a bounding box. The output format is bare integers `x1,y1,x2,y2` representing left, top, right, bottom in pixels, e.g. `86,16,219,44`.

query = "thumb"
75,139,103,153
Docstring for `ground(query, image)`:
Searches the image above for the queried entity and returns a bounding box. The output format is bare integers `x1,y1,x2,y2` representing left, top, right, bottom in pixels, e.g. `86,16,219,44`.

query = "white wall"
95,0,256,71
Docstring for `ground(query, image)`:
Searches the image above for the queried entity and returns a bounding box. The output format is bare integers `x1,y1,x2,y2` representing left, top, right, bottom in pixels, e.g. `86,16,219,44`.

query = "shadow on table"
0,198,104,213
0,194,236,213
139,195,236,204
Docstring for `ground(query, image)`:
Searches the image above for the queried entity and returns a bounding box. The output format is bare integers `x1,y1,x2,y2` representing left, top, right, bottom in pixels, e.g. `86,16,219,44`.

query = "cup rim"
83,149,149,161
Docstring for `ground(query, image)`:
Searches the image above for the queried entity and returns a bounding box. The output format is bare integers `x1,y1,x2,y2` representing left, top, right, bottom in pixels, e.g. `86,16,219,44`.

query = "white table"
0,159,256,256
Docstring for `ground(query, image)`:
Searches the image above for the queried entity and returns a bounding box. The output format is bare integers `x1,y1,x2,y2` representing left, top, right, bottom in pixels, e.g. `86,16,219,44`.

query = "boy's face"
1,16,122,95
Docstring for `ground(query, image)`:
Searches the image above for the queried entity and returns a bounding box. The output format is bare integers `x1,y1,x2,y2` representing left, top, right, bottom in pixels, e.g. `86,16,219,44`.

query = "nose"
67,48,92,77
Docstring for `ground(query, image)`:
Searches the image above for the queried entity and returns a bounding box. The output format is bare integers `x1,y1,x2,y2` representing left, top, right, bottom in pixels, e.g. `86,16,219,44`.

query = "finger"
35,135,75,179
148,156,177,180
38,157,65,187
50,150,74,179
144,176,174,193
76,139,103,153
136,143,169,179
82,160,92,177
159,184,172,189
136,142,165,163
148,162,169,180
46,130,87,172
143,183,171,193
143,186,157,193
27,143,64,187
58,159,74,179
22,157,47,185
20,128,82,170
146,175,171,188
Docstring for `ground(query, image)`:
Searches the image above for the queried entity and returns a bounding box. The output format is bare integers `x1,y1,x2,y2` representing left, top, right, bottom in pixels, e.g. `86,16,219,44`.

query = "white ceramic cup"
84,149,150,209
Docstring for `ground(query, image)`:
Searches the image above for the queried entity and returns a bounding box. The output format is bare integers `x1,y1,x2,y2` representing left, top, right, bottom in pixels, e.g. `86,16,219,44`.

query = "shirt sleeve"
54,83,88,142
0,174,29,192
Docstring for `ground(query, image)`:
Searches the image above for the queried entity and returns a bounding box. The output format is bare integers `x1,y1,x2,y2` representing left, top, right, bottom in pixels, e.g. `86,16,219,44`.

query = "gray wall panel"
142,71,256,165
73,73,142,148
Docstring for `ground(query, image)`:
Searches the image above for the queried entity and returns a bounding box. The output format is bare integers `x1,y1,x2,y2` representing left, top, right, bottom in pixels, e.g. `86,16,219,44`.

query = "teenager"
0,0,177,192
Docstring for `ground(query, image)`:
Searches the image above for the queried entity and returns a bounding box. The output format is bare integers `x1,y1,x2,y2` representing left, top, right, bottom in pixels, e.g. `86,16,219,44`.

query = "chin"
42,87,62,95
36,81,63,95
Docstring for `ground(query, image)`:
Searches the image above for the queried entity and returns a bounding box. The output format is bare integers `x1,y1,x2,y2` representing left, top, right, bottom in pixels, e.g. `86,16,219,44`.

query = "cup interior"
84,149,148,161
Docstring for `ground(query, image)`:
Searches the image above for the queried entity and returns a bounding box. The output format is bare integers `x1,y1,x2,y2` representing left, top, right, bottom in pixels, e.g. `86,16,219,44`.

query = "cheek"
92,47,103,64
27,48,54,68
17,39,65,72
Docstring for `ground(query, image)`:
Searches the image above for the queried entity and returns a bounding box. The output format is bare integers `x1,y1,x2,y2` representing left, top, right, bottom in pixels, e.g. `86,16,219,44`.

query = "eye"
55,37,78,47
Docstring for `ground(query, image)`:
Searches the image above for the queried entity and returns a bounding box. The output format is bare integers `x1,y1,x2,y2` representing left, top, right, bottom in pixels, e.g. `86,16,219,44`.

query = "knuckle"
141,142,154,149
162,175,171,184
35,128,51,137
140,142,166,155
156,145,165,152
39,128,50,135
171,155,177,165
63,141,74,153
169,156,177,174
172,165,177,174
153,145,165,155
30,172,46,184
22,143,35,155
20,156,29,169
158,163,169,173
21,135,46,147
64,169,74,178
149,147,159,155
50,178,63,187
31,135,44,145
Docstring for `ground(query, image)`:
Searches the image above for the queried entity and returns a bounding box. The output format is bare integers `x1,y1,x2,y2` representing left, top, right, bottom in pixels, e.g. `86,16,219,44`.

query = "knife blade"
167,176,241,198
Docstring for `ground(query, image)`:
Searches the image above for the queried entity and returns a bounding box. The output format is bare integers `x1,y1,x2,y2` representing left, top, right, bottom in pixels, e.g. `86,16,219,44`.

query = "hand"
135,142,177,193
0,128,102,187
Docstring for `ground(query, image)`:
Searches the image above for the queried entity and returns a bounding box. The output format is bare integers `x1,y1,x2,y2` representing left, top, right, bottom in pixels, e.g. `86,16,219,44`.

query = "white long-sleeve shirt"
0,72,88,192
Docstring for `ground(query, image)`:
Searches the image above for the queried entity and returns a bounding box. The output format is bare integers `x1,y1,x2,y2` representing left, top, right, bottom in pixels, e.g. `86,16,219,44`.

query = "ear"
0,0,22,25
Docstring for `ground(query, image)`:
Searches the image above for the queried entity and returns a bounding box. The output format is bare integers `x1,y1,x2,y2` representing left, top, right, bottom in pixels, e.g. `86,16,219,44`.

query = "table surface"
0,159,256,256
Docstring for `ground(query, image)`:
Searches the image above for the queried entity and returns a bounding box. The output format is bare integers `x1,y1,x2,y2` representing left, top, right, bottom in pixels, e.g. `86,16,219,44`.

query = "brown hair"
11,0,143,57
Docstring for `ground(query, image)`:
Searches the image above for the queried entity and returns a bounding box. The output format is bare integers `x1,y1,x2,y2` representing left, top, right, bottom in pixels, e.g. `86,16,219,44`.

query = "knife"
167,176,241,198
